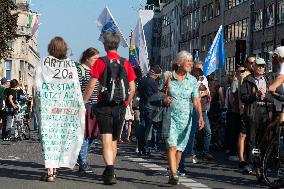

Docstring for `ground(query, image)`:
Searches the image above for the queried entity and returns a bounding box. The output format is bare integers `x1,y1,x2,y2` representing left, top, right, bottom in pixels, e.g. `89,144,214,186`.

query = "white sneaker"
189,155,198,164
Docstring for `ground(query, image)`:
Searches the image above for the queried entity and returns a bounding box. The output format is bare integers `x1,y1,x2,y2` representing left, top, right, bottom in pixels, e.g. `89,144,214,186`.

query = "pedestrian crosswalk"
125,155,211,189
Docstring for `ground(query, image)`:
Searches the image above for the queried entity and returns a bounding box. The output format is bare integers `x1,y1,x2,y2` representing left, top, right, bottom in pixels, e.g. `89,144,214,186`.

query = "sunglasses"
239,70,245,73
248,61,256,64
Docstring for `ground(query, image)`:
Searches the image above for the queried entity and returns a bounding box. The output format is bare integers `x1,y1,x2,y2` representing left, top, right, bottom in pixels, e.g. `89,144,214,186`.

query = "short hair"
10,79,18,88
79,48,100,63
245,54,256,64
174,51,193,66
191,67,203,79
103,32,120,50
48,36,68,60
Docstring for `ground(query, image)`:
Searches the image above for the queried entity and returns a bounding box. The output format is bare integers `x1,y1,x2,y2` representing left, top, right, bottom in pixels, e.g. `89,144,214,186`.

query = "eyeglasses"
256,65,265,68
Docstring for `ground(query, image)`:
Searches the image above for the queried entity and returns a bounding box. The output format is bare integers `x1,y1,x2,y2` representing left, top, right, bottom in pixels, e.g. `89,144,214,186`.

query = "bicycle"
261,92,284,188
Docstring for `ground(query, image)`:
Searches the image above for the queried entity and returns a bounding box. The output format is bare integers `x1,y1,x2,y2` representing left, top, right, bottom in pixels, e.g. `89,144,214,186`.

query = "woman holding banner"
35,37,85,182
76,48,100,173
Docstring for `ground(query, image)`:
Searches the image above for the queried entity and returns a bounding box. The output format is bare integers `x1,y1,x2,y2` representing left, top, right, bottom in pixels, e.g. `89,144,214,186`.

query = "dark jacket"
240,74,271,118
148,92,172,140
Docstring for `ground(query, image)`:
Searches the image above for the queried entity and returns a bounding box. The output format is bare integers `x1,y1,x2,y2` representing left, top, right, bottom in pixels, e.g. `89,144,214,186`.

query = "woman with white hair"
161,51,204,185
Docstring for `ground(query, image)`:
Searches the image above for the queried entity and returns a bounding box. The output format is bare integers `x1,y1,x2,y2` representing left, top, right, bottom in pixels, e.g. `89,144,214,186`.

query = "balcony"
16,26,32,37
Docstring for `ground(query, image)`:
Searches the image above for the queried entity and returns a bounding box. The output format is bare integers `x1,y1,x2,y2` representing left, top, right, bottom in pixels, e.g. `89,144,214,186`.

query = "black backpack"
100,56,129,103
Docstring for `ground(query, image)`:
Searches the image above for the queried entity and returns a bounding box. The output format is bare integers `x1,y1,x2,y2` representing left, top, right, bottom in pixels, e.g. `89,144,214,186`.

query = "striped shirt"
77,65,100,105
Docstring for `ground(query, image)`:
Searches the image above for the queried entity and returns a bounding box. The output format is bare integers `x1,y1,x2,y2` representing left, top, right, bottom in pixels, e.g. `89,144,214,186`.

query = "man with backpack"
83,32,136,185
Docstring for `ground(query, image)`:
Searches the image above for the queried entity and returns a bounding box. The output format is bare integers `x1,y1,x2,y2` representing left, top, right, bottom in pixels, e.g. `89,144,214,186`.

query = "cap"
149,65,162,75
1,77,7,84
255,57,266,65
269,46,284,58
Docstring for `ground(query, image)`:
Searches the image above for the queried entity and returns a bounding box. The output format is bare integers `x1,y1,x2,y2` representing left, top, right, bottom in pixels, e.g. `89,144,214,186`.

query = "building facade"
0,0,40,94
149,0,284,76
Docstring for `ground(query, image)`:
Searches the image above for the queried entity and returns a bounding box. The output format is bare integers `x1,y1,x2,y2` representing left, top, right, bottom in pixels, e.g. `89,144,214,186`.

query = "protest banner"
34,56,85,169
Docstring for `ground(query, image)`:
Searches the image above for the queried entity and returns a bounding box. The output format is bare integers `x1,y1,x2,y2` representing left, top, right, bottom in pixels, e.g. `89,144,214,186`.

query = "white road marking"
0,156,21,161
126,155,211,189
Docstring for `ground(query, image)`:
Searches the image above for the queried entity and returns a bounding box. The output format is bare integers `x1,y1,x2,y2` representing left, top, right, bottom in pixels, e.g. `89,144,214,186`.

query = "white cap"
269,46,284,58
255,57,266,65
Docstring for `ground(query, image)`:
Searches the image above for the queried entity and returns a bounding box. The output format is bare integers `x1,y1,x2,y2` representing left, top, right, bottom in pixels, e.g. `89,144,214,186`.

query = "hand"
163,96,173,106
131,109,134,115
269,86,276,92
198,117,205,130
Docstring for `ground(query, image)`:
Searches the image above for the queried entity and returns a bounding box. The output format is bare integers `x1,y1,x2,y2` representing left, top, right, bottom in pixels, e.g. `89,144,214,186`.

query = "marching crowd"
1,31,284,186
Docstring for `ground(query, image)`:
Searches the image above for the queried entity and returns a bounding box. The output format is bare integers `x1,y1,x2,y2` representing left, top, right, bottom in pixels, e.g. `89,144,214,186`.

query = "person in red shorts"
83,32,136,185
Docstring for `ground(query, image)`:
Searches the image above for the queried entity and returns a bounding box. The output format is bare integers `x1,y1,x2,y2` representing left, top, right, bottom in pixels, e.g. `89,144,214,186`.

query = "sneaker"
189,154,198,164
228,155,239,162
79,163,94,173
202,153,215,161
102,172,117,185
243,165,253,174
168,174,179,185
178,168,189,176
238,161,248,169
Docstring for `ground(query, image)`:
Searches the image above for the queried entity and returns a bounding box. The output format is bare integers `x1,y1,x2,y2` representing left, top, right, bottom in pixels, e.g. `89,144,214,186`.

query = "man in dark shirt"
137,65,162,156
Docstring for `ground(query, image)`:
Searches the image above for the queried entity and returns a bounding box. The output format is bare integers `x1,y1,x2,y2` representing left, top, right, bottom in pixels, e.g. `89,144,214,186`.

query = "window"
7,40,13,49
19,60,24,81
265,4,275,28
215,0,220,16
227,0,248,9
242,18,248,38
202,6,207,22
254,9,263,31
208,3,214,19
277,1,284,24
201,35,206,51
207,33,214,50
4,60,12,81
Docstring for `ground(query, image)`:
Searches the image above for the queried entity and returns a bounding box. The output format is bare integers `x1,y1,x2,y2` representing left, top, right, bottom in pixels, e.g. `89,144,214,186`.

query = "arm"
126,80,135,106
83,78,97,103
9,95,17,108
269,75,284,92
193,97,205,129
240,81,257,104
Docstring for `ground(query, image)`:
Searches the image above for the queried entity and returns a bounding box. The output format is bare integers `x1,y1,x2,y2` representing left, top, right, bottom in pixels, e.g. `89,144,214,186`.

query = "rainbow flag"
129,31,142,79
28,12,39,36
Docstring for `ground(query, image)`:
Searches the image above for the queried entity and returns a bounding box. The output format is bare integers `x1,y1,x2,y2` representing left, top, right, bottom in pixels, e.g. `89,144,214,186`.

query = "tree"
0,0,18,60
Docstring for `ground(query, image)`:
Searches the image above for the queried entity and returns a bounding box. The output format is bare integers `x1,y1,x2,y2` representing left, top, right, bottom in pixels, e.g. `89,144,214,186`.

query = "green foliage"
0,0,18,60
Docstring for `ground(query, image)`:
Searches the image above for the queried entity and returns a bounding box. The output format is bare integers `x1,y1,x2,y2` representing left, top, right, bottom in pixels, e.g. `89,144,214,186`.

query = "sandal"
40,174,55,182
53,169,58,179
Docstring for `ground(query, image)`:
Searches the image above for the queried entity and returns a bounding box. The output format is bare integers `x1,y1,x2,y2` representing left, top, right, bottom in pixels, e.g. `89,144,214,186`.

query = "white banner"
34,56,85,169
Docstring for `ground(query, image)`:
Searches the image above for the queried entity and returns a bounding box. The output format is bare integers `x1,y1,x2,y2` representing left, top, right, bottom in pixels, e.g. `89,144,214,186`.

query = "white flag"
134,18,149,75
97,7,128,47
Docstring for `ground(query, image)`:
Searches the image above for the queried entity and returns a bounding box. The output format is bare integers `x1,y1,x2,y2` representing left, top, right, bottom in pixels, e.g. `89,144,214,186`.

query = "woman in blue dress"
161,51,204,185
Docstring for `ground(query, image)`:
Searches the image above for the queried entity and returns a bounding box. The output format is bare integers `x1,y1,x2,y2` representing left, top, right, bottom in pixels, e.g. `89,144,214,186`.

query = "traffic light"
235,40,246,68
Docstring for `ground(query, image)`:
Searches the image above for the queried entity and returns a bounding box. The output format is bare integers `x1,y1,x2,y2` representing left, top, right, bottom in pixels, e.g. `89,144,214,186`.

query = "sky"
31,0,146,61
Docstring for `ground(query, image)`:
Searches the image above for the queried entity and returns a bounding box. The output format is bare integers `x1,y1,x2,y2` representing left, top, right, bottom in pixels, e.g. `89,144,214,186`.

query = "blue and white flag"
203,25,226,76
96,7,128,47
134,17,149,75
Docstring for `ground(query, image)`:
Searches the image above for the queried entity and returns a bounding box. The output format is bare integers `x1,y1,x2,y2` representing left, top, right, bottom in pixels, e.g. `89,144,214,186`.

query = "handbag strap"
163,72,171,95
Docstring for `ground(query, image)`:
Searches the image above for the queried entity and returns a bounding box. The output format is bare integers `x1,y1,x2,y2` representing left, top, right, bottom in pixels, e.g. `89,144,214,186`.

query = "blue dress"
160,71,199,152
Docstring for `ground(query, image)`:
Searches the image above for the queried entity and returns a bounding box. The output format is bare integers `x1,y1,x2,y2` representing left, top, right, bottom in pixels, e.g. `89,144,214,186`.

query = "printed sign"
34,56,85,169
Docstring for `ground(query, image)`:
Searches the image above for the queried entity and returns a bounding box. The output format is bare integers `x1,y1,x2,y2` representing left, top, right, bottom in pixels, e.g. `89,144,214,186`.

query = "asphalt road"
0,132,271,189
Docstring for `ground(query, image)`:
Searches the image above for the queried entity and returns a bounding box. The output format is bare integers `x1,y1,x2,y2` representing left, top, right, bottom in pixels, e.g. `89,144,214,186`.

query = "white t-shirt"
275,62,284,111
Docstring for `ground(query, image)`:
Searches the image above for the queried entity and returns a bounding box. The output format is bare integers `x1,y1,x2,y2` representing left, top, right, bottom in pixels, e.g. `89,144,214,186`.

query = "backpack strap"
100,56,111,92
77,64,86,78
